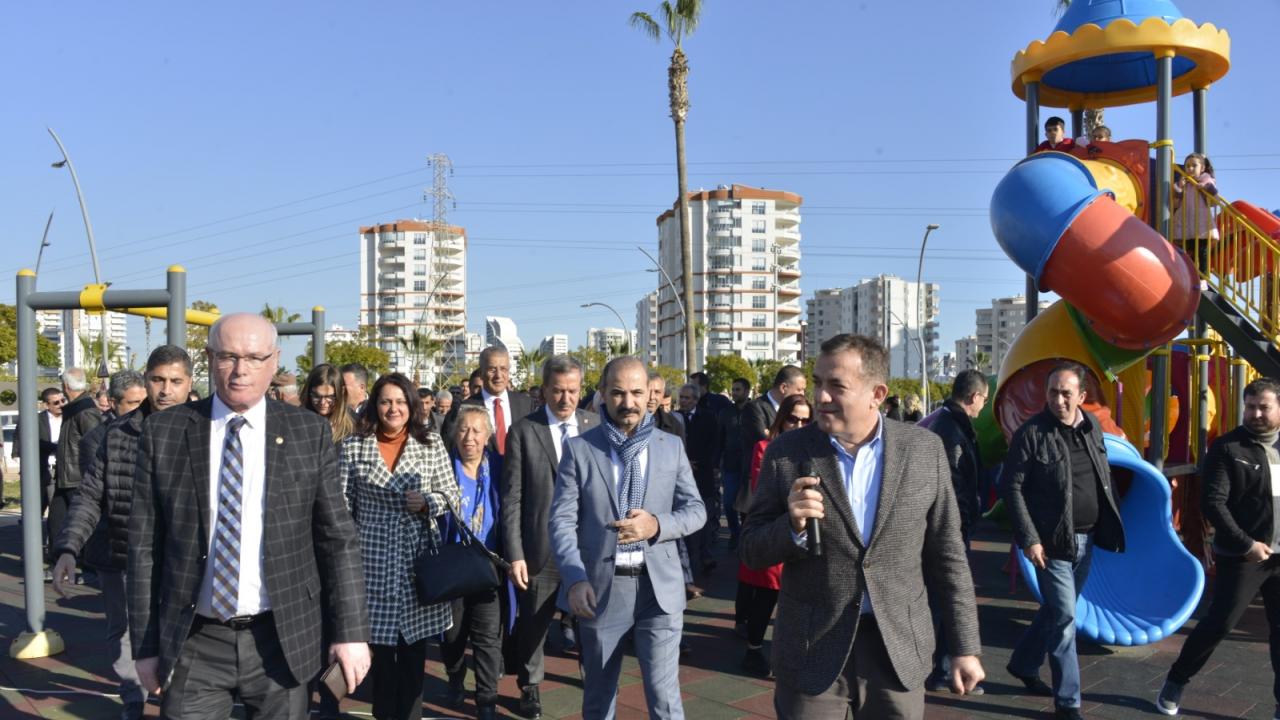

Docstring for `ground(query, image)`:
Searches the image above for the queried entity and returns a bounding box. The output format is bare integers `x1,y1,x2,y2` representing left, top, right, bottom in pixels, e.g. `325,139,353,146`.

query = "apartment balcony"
774,209,801,227
777,303,802,317
777,282,802,297
774,227,802,244
379,236,402,248
777,245,801,263
709,246,734,258
777,265,801,278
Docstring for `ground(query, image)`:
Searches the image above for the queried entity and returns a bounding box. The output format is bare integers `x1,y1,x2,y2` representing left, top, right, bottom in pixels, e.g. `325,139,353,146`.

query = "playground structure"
984,0,1280,646
10,266,328,659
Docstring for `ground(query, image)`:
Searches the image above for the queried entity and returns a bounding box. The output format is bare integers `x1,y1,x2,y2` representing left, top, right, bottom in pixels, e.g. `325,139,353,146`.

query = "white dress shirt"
546,406,579,465
482,388,513,436
198,393,271,618
609,446,649,568
47,413,61,471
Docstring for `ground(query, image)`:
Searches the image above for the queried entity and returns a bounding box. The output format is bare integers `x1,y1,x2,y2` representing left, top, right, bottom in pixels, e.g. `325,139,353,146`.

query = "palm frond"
629,11,661,41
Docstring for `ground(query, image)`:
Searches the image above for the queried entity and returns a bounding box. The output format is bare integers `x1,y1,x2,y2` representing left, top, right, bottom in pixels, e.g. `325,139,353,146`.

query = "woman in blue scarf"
440,405,509,720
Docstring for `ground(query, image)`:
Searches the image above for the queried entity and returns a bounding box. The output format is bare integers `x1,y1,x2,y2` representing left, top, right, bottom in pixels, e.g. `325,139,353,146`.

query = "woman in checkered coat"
340,372,459,720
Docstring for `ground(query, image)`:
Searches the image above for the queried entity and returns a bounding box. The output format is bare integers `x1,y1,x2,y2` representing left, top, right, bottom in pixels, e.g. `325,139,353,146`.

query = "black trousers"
735,583,779,646
1170,553,1280,703
442,586,503,707
370,637,427,720
515,563,560,688
162,614,307,720
46,487,75,563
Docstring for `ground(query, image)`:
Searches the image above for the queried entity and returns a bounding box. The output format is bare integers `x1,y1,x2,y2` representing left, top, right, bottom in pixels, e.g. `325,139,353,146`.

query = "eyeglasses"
211,351,276,370
785,415,811,426
310,393,336,404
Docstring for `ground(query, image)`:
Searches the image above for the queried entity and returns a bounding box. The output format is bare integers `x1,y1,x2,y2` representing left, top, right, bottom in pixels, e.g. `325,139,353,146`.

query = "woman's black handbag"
414,508,510,605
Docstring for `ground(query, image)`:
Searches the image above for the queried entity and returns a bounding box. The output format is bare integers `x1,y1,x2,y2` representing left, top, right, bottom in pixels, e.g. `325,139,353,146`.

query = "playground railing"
1172,163,1280,343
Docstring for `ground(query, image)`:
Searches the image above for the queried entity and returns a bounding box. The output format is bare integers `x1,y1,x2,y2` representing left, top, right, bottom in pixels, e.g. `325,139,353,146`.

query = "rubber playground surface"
0,509,1274,719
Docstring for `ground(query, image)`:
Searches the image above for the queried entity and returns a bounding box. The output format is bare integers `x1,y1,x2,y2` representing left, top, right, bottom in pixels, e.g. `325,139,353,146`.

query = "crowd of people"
8,310,1280,720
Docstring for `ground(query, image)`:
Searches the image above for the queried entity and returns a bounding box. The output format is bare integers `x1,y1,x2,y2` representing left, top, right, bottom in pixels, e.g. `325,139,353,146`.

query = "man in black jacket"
1003,363,1125,720
679,382,720,578
740,365,806,473
1157,377,1280,716
51,348,192,720
925,368,988,693
50,367,102,565
717,378,751,549
12,387,64,530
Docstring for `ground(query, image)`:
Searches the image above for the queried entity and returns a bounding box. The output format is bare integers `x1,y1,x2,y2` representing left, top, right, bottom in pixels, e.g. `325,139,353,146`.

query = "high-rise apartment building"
358,219,467,380
976,295,1051,374
485,317,525,384
587,328,638,355
804,275,940,379
635,291,659,365
37,309,129,372
539,334,569,356
654,184,803,369
954,336,979,372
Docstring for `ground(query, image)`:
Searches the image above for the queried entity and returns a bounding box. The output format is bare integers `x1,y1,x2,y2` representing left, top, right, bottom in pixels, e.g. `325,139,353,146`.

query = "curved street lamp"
580,302,632,354
638,246,688,369
917,223,940,409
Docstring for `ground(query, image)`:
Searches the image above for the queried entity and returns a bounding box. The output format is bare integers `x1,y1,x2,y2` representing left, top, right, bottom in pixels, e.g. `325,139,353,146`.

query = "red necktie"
494,397,506,455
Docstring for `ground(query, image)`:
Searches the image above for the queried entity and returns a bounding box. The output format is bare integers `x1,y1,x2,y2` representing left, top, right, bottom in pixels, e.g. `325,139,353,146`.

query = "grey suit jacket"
548,423,705,617
128,398,369,687
739,421,980,695
501,408,599,576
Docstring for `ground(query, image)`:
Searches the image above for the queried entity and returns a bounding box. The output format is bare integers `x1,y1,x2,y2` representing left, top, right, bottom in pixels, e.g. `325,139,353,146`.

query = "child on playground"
1034,116,1075,153
1170,152,1219,274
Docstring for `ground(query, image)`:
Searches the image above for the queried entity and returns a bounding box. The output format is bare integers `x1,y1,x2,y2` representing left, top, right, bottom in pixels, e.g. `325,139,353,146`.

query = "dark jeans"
1170,553,1280,704
442,587,503,707
162,614,307,720
721,470,743,540
370,637,427,720
46,487,76,563
735,583,778,646
1008,532,1094,710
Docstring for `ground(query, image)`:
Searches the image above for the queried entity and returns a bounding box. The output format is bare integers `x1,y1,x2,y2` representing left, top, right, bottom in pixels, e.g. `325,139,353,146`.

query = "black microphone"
799,459,823,557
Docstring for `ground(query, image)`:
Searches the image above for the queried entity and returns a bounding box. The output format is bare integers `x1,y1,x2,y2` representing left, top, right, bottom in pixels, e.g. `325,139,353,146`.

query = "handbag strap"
443,505,511,572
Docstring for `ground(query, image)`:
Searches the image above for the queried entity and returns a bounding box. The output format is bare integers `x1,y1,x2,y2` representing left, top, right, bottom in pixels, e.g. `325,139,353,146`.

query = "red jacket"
737,439,782,589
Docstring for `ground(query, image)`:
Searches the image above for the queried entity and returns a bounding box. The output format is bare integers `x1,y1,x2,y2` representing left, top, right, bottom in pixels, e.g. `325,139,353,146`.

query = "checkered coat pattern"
739,420,981,695
128,398,369,687
340,431,460,645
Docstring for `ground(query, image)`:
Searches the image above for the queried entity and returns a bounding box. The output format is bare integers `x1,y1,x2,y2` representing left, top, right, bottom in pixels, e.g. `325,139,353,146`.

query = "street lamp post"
917,223,940,409
49,127,110,378
638,246,688,369
580,302,631,355
35,210,54,276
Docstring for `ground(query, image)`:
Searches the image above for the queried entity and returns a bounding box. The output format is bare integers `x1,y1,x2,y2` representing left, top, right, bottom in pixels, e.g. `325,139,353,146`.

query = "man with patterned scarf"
549,356,706,719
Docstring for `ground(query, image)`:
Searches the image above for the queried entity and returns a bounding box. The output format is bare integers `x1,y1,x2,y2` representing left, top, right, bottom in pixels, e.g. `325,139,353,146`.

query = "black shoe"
924,670,950,692
477,705,498,720
741,647,771,679
518,685,542,719
1054,707,1084,720
1006,664,1054,696
120,702,145,720
446,673,466,708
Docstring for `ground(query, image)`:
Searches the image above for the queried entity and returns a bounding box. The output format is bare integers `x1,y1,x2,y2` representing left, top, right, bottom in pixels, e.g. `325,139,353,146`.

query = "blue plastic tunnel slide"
1016,434,1205,646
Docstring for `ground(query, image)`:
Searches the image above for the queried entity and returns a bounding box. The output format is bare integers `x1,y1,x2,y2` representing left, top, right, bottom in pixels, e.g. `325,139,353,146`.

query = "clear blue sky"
3,1,1277,369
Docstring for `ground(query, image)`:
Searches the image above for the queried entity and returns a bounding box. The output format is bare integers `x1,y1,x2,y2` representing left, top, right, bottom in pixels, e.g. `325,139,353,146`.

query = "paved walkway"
0,509,1274,719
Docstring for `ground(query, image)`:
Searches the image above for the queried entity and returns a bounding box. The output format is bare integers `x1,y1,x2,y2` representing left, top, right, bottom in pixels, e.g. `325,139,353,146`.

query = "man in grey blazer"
502,354,599,719
129,314,371,719
549,356,706,720
741,334,984,719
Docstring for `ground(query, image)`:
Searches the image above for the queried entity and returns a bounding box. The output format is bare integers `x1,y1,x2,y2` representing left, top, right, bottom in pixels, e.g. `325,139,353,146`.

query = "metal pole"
1192,87,1207,155
48,128,109,378
312,306,326,369
1148,52,1175,469
166,266,186,347
1071,108,1084,139
638,246,687,367
581,302,631,354
35,210,53,276
1024,79,1041,322
917,224,938,409
15,270,45,635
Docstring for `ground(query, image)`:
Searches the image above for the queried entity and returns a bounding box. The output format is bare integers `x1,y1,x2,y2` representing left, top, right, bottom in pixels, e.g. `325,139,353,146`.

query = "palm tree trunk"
1083,107,1104,137
669,47,696,372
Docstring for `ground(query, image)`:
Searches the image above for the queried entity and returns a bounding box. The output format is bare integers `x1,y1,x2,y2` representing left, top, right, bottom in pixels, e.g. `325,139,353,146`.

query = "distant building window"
413,234,427,245
752,258,767,271
415,264,428,276
752,202,767,215
752,220,766,233
414,280,427,292
752,296,767,309
752,315,767,328
752,238,767,253
413,249,427,260
752,278,767,290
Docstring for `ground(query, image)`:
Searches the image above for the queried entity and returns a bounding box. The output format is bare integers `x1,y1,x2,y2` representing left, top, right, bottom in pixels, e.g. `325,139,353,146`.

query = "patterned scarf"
602,409,656,552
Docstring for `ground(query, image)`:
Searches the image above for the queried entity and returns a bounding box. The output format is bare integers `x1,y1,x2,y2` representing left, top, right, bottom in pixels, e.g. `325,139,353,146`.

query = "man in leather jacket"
1003,363,1125,720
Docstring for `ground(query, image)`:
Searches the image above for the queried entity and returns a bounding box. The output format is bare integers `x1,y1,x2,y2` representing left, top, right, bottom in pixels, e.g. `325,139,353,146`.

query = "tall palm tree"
398,329,444,385
631,0,703,373
260,303,301,325
1053,0,1105,135
518,349,548,389
78,331,123,371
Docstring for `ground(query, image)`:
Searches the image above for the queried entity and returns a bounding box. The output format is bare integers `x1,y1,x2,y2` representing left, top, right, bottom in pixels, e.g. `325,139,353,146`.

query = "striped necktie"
210,415,248,620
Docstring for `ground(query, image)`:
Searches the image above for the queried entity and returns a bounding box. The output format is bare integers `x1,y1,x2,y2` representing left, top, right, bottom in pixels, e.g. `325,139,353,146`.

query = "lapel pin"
275,436,284,445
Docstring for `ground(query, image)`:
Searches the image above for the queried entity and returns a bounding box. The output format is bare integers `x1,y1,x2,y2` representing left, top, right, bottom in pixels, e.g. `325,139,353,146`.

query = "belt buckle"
226,614,256,630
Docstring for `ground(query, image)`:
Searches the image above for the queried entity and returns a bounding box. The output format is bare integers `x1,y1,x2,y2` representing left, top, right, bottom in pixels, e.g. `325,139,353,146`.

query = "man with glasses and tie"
128,313,370,719
442,346,533,456
501,354,599,719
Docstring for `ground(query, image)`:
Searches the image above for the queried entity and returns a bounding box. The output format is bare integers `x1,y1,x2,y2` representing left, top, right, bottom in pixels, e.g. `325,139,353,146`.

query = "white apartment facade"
485,317,525,385
635,291,658,365
37,309,129,372
654,184,804,369
587,328,638,356
539,334,569,357
358,220,467,380
976,295,1051,375
804,275,940,379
